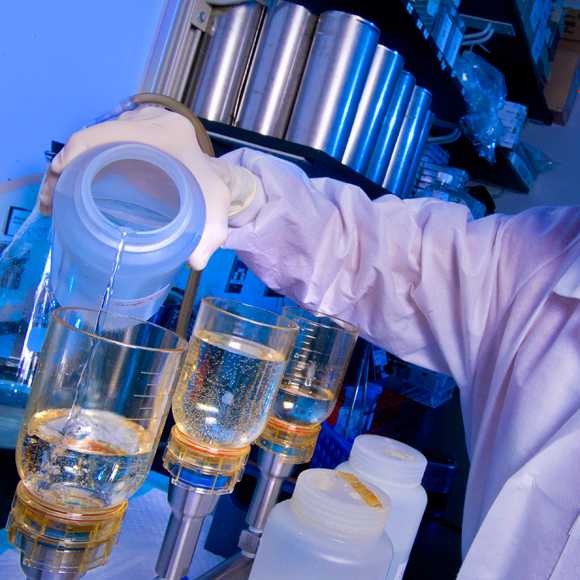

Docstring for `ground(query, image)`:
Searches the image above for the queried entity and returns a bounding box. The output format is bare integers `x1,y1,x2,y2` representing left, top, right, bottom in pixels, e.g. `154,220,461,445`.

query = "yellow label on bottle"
384,447,414,461
337,472,383,509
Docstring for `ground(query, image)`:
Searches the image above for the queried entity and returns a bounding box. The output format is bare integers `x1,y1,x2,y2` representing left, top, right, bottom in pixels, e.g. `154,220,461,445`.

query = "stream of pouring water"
95,229,130,333
61,229,130,438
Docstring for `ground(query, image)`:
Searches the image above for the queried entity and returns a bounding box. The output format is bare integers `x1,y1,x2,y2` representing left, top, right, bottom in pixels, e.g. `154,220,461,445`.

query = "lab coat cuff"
229,175,266,228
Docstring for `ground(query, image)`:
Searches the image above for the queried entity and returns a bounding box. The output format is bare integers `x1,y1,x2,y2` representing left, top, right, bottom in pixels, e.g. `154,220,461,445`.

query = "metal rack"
205,120,533,196
145,0,543,195
200,1,536,195
203,120,390,199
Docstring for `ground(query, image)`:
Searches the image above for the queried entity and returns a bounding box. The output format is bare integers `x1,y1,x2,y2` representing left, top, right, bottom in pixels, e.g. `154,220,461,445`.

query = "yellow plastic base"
256,417,321,464
164,426,250,494
8,482,126,575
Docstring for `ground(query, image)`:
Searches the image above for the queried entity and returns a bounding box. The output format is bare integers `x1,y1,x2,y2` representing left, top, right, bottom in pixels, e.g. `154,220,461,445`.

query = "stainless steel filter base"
286,11,380,158
156,482,220,580
21,560,82,580
245,449,294,540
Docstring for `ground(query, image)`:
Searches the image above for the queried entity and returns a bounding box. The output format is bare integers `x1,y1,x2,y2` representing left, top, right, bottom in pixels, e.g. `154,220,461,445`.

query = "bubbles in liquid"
271,384,335,426
18,408,154,509
173,330,287,449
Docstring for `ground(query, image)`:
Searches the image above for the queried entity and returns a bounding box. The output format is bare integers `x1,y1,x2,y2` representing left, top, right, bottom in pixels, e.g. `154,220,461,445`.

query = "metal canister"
366,71,416,184
237,2,316,137
286,11,380,159
186,2,264,124
383,87,433,196
342,46,404,173
402,111,433,196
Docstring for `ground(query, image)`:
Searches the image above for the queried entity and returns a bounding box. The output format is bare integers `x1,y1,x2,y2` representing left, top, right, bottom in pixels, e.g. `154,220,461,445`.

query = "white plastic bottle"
52,142,206,321
337,435,428,580
250,468,393,580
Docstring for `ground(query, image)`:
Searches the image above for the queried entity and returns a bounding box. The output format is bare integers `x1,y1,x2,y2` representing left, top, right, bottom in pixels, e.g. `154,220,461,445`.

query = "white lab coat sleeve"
223,148,510,389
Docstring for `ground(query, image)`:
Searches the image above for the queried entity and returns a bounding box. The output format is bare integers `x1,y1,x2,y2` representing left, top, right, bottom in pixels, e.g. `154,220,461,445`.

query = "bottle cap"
291,468,389,540
349,434,427,487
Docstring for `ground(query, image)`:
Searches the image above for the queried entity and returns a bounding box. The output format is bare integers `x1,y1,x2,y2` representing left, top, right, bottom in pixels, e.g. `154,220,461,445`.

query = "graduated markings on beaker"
132,388,170,399
127,406,161,425
127,416,160,424
292,348,330,360
130,387,170,425
132,378,167,408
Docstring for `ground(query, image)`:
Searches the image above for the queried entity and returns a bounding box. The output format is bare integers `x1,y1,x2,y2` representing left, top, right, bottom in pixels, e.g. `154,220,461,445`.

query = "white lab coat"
224,148,580,579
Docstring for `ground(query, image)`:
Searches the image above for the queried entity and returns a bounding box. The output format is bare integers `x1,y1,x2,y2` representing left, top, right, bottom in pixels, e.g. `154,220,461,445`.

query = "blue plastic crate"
310,422,353,470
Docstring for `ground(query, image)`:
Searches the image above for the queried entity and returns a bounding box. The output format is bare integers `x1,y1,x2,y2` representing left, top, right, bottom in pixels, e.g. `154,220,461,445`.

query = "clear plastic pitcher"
51,141,206,320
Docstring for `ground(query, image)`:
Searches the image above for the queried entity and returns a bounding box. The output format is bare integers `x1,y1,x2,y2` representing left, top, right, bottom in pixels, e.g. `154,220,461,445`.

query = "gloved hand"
39,105,257,270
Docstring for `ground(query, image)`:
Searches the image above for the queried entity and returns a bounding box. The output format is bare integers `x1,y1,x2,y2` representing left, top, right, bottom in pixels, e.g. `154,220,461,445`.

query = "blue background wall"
0,0,165,182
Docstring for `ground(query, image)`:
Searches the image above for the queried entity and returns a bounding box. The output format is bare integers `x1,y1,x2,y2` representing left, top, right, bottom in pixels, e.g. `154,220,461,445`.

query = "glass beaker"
258,307,358,462
166,298,297,492
172,298,298,449
9,307,186,577
272,307,357,425
14,307,186,510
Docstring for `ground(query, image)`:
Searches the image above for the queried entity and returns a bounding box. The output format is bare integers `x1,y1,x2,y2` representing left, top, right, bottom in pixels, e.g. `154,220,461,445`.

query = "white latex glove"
39,105,257,270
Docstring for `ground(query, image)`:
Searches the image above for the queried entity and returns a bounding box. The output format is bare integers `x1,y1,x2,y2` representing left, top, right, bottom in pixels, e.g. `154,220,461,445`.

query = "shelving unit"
200,0,533,195
202,120,388,199
194,1,470,199
448,137,531,193
459,0,554,124
204,120,532,197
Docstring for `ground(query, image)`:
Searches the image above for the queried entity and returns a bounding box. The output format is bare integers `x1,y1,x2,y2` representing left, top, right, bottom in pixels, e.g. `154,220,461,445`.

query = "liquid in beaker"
270,307,358,427
14,307,185,510
18,408,154,509
271,384,335,426
173,329,287,449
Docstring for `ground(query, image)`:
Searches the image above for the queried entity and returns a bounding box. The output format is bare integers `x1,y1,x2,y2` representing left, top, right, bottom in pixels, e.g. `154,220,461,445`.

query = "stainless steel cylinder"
18,538,85,580
237,2,316,137
192,450,293,580
402,111,433,196
246,449,294,537
366,71,416,184
155,483,220,580
341,46,404,173
286,11,380,158
186,2,264,123
144,0,205,101
165,27,204,101
383,87,433,196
